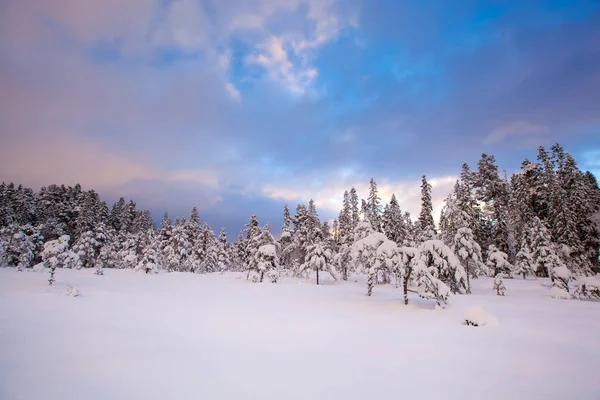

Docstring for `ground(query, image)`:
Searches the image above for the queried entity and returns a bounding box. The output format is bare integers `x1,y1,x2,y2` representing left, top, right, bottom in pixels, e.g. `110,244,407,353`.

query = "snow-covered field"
1,269,599,400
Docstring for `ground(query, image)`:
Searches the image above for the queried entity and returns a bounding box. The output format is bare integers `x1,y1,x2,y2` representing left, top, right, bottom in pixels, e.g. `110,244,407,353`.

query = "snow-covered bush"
65,285,80,297
573,276,600,300
463,306,498,327
550,265,572,294
494,273,506,296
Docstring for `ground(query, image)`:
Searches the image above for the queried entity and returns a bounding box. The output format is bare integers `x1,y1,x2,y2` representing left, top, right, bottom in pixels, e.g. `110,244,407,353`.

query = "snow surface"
1,269,600,400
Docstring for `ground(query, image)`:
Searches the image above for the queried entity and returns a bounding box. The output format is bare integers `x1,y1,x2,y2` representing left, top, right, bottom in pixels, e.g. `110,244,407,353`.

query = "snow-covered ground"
1,269,599,400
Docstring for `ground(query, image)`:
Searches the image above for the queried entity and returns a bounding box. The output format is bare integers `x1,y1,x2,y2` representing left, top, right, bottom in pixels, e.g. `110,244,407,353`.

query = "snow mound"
463,306,498,327
65,286,80,297
550,287,572,300
32,262,46,273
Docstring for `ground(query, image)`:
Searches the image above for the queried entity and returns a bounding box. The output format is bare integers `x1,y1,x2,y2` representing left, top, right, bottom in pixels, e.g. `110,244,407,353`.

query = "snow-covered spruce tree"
335,242,353,281
73,230,97,269
418,175,437,242
514,236,535,279
452,227,483,294
349,187,360,232
529,217,562,278
242,214,261,271
418,240,468,295
493,274,506,296
279,204,294,271
5,224,43,271
42,235,71,285
439,181,472,245
351,231,388,295
199,223,219,273
337,190,353,245
304,240,337,285
473,153,511,258
136,230,160,274
172,220,192,272
486,245,513,278
366,178,383,232
382,194,406,245
351,216,374,276
216,227,229,272
374,239,403,289
95,244,109,275
117,233,138,269
247,224,279,283
410,249,451,308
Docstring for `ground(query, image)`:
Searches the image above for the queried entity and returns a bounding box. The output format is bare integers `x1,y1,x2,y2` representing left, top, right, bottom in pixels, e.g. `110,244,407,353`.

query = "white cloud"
152,0,209,53
485,120,548,144
261,172,457,225
225,82,242,101
246,36,318,95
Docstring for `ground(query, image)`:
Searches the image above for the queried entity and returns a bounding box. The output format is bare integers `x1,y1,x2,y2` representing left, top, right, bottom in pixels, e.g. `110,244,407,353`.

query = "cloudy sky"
1,0,599,236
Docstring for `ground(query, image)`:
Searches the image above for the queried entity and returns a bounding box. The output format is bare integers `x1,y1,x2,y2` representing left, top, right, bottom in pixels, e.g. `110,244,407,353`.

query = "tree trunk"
316,268,319,285
466,260,471,294
403,267,412,305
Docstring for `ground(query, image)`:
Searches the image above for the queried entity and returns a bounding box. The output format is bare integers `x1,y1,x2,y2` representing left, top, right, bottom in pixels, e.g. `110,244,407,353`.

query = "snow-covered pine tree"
382,194,406,245
216,227,229,272
242,214,260,271
335,242,352,281
473,153,511,257
493,273,506,296
514,236,535,279
349,187,360,232
279,205,294,272
439,181,472,245
197,223,218,273
486,245,513,278
247,224,279,282
95,244,109,275
137,230,161,274
374,239,403,289
172,219,191,272
42,235,71,285
332,219,339,244
452,227,483,294
418,175,436,241
410,247,451,308
418,240,468,294
304,240,337,285
351,231,388,295
529,217,561,278
366,178,383,232
73,230,97,269
338,190,352,245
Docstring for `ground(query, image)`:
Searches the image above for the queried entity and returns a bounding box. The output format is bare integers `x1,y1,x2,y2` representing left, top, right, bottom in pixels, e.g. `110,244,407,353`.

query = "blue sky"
1,0,599,236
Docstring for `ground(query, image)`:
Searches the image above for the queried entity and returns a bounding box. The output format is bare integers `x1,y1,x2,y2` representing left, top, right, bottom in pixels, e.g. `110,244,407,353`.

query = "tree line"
1,143,599,305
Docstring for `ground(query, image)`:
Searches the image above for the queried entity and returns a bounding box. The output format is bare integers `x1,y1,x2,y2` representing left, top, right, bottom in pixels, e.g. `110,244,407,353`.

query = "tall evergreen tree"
418,175,436,241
